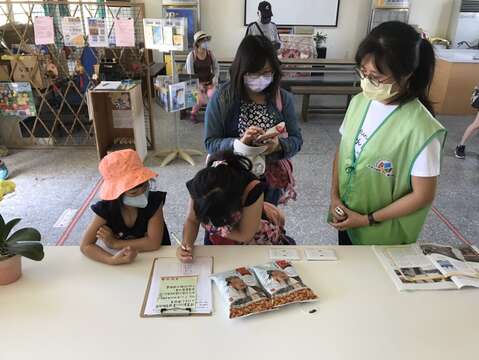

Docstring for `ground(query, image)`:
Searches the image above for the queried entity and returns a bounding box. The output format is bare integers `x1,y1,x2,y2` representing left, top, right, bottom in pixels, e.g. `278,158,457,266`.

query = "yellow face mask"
360,78,398,102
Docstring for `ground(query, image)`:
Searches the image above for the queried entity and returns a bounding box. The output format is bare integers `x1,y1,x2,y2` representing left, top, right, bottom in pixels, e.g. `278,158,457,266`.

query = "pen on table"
171,232,188,251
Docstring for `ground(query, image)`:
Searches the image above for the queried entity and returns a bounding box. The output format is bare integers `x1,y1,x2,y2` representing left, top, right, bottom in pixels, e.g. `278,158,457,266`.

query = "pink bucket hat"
98,149,157,200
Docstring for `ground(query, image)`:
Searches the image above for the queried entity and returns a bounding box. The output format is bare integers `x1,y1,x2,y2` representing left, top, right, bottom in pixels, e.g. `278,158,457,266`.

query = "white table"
1,246,478,360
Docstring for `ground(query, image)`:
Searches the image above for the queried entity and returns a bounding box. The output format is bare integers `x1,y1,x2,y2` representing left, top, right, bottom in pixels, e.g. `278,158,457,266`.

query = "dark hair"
230,35,282,101
186,151,254,227
355,21,436,114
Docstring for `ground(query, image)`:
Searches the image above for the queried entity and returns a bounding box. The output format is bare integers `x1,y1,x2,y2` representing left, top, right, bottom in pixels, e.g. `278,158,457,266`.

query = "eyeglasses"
355,67,392,87
245,71,274,79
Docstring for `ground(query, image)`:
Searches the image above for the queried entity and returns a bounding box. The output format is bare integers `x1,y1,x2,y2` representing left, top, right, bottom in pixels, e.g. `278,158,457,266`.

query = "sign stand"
155,51,202,167
147,15,203,167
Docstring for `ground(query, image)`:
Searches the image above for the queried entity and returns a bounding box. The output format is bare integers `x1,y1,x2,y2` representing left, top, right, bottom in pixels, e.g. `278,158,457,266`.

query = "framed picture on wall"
164,7,198,49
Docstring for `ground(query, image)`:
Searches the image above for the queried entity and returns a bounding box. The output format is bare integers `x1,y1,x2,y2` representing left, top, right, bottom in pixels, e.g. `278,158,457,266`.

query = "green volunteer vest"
338,94,447,245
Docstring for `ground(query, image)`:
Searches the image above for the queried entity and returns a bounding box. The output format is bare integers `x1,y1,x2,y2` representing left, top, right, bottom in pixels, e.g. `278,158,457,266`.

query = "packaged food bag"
211,267,273,318
252,260,318,307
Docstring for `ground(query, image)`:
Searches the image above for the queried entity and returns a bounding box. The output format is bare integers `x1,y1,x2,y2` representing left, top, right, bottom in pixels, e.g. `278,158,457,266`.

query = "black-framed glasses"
245,71,274,79
354,67,392,88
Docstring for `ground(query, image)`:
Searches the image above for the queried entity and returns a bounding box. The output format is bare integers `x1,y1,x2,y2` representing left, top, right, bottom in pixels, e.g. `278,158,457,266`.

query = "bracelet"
368,213,379,226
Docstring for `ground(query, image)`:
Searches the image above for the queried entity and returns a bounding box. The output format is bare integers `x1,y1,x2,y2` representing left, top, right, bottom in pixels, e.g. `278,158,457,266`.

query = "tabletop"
1,245,477,360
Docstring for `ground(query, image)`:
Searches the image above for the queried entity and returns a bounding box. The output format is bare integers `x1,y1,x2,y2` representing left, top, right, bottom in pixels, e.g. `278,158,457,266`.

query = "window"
0,0,46,26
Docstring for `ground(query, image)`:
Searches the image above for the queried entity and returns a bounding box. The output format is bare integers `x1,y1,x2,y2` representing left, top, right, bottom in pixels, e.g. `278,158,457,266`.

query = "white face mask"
123,190,149,208
360,78,398,102
244,74,273,93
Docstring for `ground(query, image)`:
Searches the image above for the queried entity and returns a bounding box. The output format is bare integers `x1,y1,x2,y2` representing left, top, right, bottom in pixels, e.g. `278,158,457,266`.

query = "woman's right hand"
329,197,348,224
176,245,194,263
240,126,264,145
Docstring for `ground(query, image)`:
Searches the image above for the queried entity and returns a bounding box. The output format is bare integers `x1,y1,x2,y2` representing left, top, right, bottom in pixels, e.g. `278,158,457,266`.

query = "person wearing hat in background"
245,1,281,50
80,149,171,265
186,31,219,123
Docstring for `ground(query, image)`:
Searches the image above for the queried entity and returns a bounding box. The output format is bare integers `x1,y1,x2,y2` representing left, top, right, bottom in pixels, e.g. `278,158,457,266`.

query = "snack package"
211,267,273,318
252,260,318,307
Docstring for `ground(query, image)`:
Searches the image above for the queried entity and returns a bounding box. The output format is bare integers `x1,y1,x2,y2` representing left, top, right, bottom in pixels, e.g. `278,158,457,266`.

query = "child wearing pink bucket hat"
80,149,170,265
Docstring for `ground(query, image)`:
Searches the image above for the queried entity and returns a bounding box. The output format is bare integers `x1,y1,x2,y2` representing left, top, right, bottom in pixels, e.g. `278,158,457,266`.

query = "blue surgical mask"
123,190,149,208
200,41,209,50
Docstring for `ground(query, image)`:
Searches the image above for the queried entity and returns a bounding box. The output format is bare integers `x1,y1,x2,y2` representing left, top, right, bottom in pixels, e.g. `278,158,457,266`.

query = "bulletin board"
244,0,340,27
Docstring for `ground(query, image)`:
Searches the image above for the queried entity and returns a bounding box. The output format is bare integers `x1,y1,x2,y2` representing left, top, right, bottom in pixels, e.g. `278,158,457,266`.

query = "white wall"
201,0,371,59
409,0,455,38
140,0,455,59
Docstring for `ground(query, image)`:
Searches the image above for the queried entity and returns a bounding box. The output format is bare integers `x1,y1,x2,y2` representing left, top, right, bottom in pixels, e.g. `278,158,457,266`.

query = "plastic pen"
171,232,188,251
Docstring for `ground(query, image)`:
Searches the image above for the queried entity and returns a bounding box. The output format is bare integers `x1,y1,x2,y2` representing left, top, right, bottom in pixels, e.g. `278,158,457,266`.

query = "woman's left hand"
97,225,119,249
263,136,280,155
330,207,369,231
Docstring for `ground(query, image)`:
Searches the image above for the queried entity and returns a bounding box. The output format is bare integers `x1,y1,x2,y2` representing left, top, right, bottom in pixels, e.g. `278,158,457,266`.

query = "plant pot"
316,47,327,59
0,255,22,285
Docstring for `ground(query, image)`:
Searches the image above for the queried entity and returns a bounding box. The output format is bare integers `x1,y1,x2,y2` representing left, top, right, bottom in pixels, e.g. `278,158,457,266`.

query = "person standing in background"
186,31,219,123
204,36,302,206
245,1,281,50
454,86,479,159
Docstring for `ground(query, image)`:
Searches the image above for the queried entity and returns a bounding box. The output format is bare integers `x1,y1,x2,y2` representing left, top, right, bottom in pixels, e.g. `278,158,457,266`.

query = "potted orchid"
0,214,44,285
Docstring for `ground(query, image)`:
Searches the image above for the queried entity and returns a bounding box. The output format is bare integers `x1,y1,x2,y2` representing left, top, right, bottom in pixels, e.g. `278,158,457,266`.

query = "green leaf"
7,242,44,261
7,228,41,245
0,214,5,228
0,218,21,244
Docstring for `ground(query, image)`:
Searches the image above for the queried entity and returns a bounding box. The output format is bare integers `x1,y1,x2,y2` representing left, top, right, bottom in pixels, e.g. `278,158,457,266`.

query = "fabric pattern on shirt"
238,102,277,136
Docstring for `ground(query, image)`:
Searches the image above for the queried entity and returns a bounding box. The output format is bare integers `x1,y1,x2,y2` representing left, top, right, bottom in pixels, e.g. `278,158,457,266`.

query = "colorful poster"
154,75,173,111
111,92,131,111
61,17,85,47
143,18,186,51
143,19,163,50
169,81,185,112
33,16,54,45
114,18,135,47
184,79,199,109
87,18,108,47
164,8,196,49
168,78,198,112
278,34,314,78
278,34,314,60
0,82,36,118
111,92,133,129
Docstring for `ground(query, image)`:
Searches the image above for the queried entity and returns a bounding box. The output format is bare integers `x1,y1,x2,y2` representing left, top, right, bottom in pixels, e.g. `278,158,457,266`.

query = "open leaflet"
374,243,479,291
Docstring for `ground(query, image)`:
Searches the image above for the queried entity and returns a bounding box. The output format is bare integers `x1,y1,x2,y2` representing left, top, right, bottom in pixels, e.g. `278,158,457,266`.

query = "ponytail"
187,151,254,226
206,151,253,172
408,38,436,115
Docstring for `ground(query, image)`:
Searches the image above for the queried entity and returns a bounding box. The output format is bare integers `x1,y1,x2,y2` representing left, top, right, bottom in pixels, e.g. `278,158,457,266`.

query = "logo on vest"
368,160,394,177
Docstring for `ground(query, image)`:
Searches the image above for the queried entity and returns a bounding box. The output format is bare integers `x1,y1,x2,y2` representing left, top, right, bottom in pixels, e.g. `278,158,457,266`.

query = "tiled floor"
0,112,477,247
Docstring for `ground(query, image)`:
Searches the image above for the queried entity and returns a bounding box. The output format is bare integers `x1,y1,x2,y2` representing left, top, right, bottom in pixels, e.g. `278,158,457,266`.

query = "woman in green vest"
329,21,447,245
